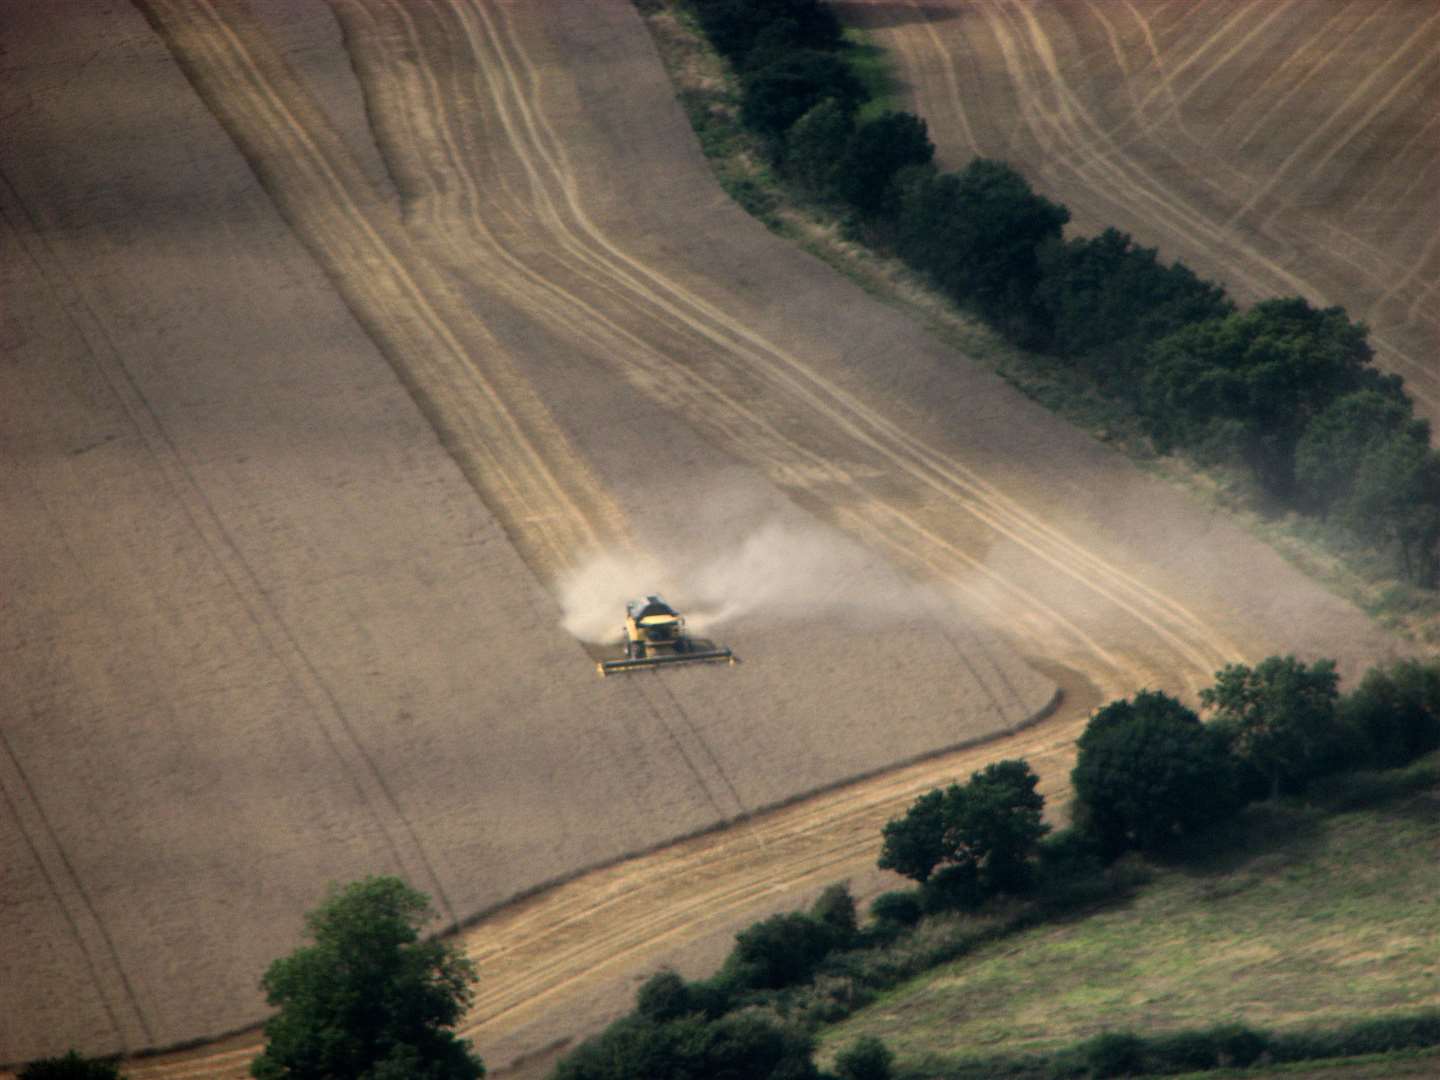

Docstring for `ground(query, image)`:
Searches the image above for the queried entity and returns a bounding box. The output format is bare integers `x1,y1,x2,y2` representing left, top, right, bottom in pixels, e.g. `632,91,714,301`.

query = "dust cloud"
559,519,955,644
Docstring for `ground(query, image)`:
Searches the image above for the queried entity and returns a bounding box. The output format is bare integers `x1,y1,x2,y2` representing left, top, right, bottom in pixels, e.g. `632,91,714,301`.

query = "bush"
811,883,859,944
636,970,692,1023
724,909,847,991
868,889,923,928
20,1052,123,1080
834,1035,894,1080
1078,1031,1148,1077
551,1012,818,1080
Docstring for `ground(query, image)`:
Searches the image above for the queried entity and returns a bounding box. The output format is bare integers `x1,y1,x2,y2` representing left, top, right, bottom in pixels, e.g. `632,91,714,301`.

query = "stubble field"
0,1,1414,1074
837,0,1440,420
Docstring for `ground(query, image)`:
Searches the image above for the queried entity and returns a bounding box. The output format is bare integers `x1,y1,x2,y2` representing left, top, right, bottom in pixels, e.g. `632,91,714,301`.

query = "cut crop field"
836,0,1440,421
0,0,1414,1074
819,780,1440,1071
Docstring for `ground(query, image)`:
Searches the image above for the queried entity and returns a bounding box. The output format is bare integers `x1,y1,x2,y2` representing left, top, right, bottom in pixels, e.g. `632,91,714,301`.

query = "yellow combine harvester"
598,595,735,676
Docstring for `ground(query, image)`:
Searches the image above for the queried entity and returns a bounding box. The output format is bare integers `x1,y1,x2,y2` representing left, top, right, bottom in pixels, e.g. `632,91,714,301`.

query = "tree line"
687,0,1440,588
547,652,1440,1080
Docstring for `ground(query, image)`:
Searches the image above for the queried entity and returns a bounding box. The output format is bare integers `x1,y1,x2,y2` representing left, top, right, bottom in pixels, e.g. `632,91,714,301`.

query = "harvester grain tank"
597,595,735,676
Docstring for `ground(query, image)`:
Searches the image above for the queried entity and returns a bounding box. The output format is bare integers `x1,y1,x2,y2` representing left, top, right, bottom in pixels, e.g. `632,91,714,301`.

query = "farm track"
838,0,1440,417
30,0,1395,1073
127,664,1096,1080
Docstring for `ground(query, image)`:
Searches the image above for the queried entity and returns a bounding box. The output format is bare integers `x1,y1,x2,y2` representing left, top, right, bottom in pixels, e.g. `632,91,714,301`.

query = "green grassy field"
819,779,1440,1072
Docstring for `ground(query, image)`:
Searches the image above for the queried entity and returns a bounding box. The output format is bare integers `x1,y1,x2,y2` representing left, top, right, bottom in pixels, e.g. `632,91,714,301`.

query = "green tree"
1033,227,1233,388
740,51,865,140
835,111,934,218
783,98,855,196
1141,298,1379,493
876,787,946,883
878,760,1048,897
635,971,693,1024
1340,658,1440,768
250,877,483,1080
1201,656,1343,798
1071,690,1239,856
723,910,842,991
834,1035,894,1080
896,159,1069,337
690,0,842,65
19,1052,123,1080
1337,430,1440,586
1294,389,1422,516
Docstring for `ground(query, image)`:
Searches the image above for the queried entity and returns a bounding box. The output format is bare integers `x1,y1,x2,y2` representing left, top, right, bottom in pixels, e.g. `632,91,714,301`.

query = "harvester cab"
598,595,735,676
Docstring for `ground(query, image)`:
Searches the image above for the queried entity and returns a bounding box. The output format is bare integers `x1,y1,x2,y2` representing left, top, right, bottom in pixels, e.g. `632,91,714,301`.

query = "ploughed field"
0,0,1406,1074
837,0,1440,420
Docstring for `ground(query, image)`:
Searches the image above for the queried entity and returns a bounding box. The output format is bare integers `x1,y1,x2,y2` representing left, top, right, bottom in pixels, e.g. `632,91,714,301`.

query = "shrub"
811,883,859,944
19,1052,123,1080
724,910,846,991
834,1035,894,1080
636,970,692,1023
868,889,923,928
1079,1031,1148,1077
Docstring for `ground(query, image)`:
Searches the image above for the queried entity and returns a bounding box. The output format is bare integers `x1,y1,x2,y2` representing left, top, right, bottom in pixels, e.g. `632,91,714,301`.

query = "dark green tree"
784,98,855,196
1337,430,1440,586
1141,298,1379,493
1340,658,1440,768
19,1052,123,1080
896,159,1069,337
835,111,934,218
690,0,842,64
1201,656,1343,798
876,787,947,883
944,759,1049,894
1071,690,1239,856
250,877,483,1080
878,760,1048,897
740,51,865,140
809,881,859,943
1033,227,1233,387
635,970,693,1024
722,910,843,991
1294,389,1423,516
834,1035,894,1080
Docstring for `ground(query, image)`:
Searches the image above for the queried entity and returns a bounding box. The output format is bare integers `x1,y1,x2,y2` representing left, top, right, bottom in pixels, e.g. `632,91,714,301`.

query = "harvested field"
836,0,1440,420
0,0,1411,1074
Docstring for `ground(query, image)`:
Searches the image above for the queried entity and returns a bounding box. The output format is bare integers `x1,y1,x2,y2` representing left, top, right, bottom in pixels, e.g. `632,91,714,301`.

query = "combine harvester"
598,595,735,676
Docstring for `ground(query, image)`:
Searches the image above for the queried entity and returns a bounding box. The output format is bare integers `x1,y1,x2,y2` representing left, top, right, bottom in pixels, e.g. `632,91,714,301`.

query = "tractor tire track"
353,0,1243,694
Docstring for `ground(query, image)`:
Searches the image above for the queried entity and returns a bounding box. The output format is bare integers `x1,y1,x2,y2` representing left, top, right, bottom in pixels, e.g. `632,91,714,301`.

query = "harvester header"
597,595,735,676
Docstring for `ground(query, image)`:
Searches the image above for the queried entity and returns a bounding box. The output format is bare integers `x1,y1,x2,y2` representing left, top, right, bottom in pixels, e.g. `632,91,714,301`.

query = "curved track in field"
838,0,1440,419
3,0,1408,1074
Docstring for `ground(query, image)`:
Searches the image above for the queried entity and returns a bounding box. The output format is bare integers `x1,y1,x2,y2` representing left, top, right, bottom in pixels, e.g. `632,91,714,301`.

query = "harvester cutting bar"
597,648,735,677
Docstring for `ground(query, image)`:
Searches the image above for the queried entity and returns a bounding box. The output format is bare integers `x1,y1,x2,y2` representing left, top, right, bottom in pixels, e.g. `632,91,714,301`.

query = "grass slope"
819,770,1440,1073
